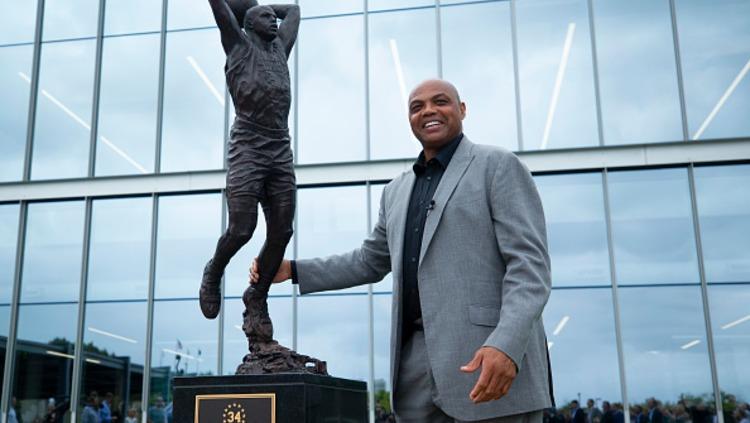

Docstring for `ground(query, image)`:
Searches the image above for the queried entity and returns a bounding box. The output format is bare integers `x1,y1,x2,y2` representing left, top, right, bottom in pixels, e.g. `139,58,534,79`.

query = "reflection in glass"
608,169,699,285
105,0,162,35
298,0,361,17
0,204,20,304
516,0,598,150
442,2,517,151
297,15,366,164
369,8,437,160
222,297,293,375
535,173,610,287
31,40,96,180
21,201,85,303
694,165,750,283
0,45,33,182
13,303,79,423
155,194,222,299
368,0,433,12
707,285,750,403
542,288,621,404
88,197,152,301
81,302,148,419
675,0,750,141
167,0,215,31
42,0,99,41
618,286,714,409
150,299,218,409
0,1,37,45
297,186,369,293
593,0,683,145
96,34,160,176
373,294,393,411
161,29,225,172
298,294,369,381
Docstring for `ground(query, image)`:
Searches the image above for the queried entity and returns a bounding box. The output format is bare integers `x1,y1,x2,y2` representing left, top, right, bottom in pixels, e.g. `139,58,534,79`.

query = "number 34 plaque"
194,393,275,423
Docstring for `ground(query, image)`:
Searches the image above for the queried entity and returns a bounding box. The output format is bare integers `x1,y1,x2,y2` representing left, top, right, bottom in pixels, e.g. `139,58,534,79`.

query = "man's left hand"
460,346,517,404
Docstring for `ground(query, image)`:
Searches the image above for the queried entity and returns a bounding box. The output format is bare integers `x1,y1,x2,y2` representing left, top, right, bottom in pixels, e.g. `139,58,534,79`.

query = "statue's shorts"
226,117,296,201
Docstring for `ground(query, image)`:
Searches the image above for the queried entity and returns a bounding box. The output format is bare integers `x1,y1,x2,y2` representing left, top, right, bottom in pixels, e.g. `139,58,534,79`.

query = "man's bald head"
408,79,461,104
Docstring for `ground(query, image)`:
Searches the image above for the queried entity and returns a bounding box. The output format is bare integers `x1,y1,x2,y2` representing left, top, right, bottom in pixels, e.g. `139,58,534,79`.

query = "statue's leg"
200,194,259,319
241,189,294,341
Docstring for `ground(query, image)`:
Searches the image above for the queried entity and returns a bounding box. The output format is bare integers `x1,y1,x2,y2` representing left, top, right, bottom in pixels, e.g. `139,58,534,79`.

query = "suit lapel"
419,138,474,265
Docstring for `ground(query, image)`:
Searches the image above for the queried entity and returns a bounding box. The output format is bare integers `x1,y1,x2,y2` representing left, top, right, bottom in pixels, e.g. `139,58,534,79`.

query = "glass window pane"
373,293,393,415
707,285,750,403
608,169,699,285
297,15,366,164
221,297,293,375
155,194,222,299
161,29,225,173
88,197,152,301
0,1,38,45
150,299,218,419
0,45,33,182
369,8,437,160
442,2,518,151
21,201,85,303
96,34,160,176
0,204,20,304
31,40,96,180
81,301,148,417
517,0,599,150
105,0,163,35
167,0,215,31
618,286,714,412
368,0,434,12
42,0,99,41
594,0,683,145
535,173,610,287
298,294,369,381
676,0,750,141
299,1,361,17
297,186,369,293
13,303,79,423
694,165,750,283
543,288,621,404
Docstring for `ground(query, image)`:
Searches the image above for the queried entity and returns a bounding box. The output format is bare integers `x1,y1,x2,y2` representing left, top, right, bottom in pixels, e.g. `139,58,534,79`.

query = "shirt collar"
412,133,463,175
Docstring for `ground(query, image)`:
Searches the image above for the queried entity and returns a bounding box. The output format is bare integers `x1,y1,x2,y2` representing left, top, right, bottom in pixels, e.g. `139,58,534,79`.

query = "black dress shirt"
401,133,463,340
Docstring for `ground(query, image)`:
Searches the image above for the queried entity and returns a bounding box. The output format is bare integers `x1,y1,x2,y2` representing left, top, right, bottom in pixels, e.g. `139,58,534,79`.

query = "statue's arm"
208,0,244,54
270,4,300,58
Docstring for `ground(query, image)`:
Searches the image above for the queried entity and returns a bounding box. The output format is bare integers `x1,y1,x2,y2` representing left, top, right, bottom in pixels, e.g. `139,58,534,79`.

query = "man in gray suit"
251,79,553,422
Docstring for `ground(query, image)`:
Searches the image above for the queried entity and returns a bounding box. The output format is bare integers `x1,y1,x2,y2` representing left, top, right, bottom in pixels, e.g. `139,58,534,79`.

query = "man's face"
408,80,465,152
245,6,278,41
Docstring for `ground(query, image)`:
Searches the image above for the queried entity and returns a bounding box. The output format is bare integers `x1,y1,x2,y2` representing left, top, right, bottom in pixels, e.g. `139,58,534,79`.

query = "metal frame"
602,170,630,423
509,0,524,151
69,198,94,421
141,194,159,423
22,0,46,182
669,0,690,142
0,203,28,423
687,165,724,423
586,0,605,147
87,0,107,178
154,0,169,174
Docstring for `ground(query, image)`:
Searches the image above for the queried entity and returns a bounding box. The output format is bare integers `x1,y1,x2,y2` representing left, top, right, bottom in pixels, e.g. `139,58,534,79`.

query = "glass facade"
0,1,748,423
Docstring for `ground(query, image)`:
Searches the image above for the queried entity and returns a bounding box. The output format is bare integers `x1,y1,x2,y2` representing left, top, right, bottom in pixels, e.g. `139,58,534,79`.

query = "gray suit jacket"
296,137,553,421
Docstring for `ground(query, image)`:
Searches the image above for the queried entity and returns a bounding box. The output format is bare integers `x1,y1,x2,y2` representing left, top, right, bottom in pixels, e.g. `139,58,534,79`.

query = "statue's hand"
249,257,292,284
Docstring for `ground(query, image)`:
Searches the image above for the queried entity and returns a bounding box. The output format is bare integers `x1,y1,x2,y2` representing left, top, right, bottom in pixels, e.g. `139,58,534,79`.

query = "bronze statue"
200,0,326,375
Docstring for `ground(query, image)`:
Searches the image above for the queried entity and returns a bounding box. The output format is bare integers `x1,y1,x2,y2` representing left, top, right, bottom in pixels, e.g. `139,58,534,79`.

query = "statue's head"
244,5,278,41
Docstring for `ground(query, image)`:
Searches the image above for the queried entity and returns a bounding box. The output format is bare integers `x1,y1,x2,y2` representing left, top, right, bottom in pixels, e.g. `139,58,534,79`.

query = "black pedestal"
173,374,368,423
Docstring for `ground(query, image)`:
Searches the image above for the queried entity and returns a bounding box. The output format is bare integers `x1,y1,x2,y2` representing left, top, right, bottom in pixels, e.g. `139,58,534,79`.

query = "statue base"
173,374,368,423
235,340,327,375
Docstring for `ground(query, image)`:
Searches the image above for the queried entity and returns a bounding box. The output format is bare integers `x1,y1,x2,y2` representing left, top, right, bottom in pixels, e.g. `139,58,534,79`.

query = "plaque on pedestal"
173,374,368,423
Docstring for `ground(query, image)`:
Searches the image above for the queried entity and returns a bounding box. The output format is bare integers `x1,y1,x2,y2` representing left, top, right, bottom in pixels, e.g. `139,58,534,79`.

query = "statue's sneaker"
199,259,222,319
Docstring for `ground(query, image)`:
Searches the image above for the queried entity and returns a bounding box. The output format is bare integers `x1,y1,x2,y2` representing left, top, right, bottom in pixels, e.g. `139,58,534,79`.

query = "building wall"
1,1,749,423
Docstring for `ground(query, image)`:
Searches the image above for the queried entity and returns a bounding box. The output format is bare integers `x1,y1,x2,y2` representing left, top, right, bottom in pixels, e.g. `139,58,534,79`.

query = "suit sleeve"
482,152,551,370
296,186,392,294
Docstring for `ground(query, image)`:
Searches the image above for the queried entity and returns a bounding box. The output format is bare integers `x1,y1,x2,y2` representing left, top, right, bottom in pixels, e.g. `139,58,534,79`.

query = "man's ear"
460,102,467,120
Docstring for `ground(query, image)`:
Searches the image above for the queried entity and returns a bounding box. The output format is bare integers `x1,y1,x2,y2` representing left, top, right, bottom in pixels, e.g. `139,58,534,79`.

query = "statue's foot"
199,259,222,319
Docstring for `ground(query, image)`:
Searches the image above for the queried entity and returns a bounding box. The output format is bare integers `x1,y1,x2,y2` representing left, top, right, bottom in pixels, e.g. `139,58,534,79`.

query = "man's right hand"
249,258,292,284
